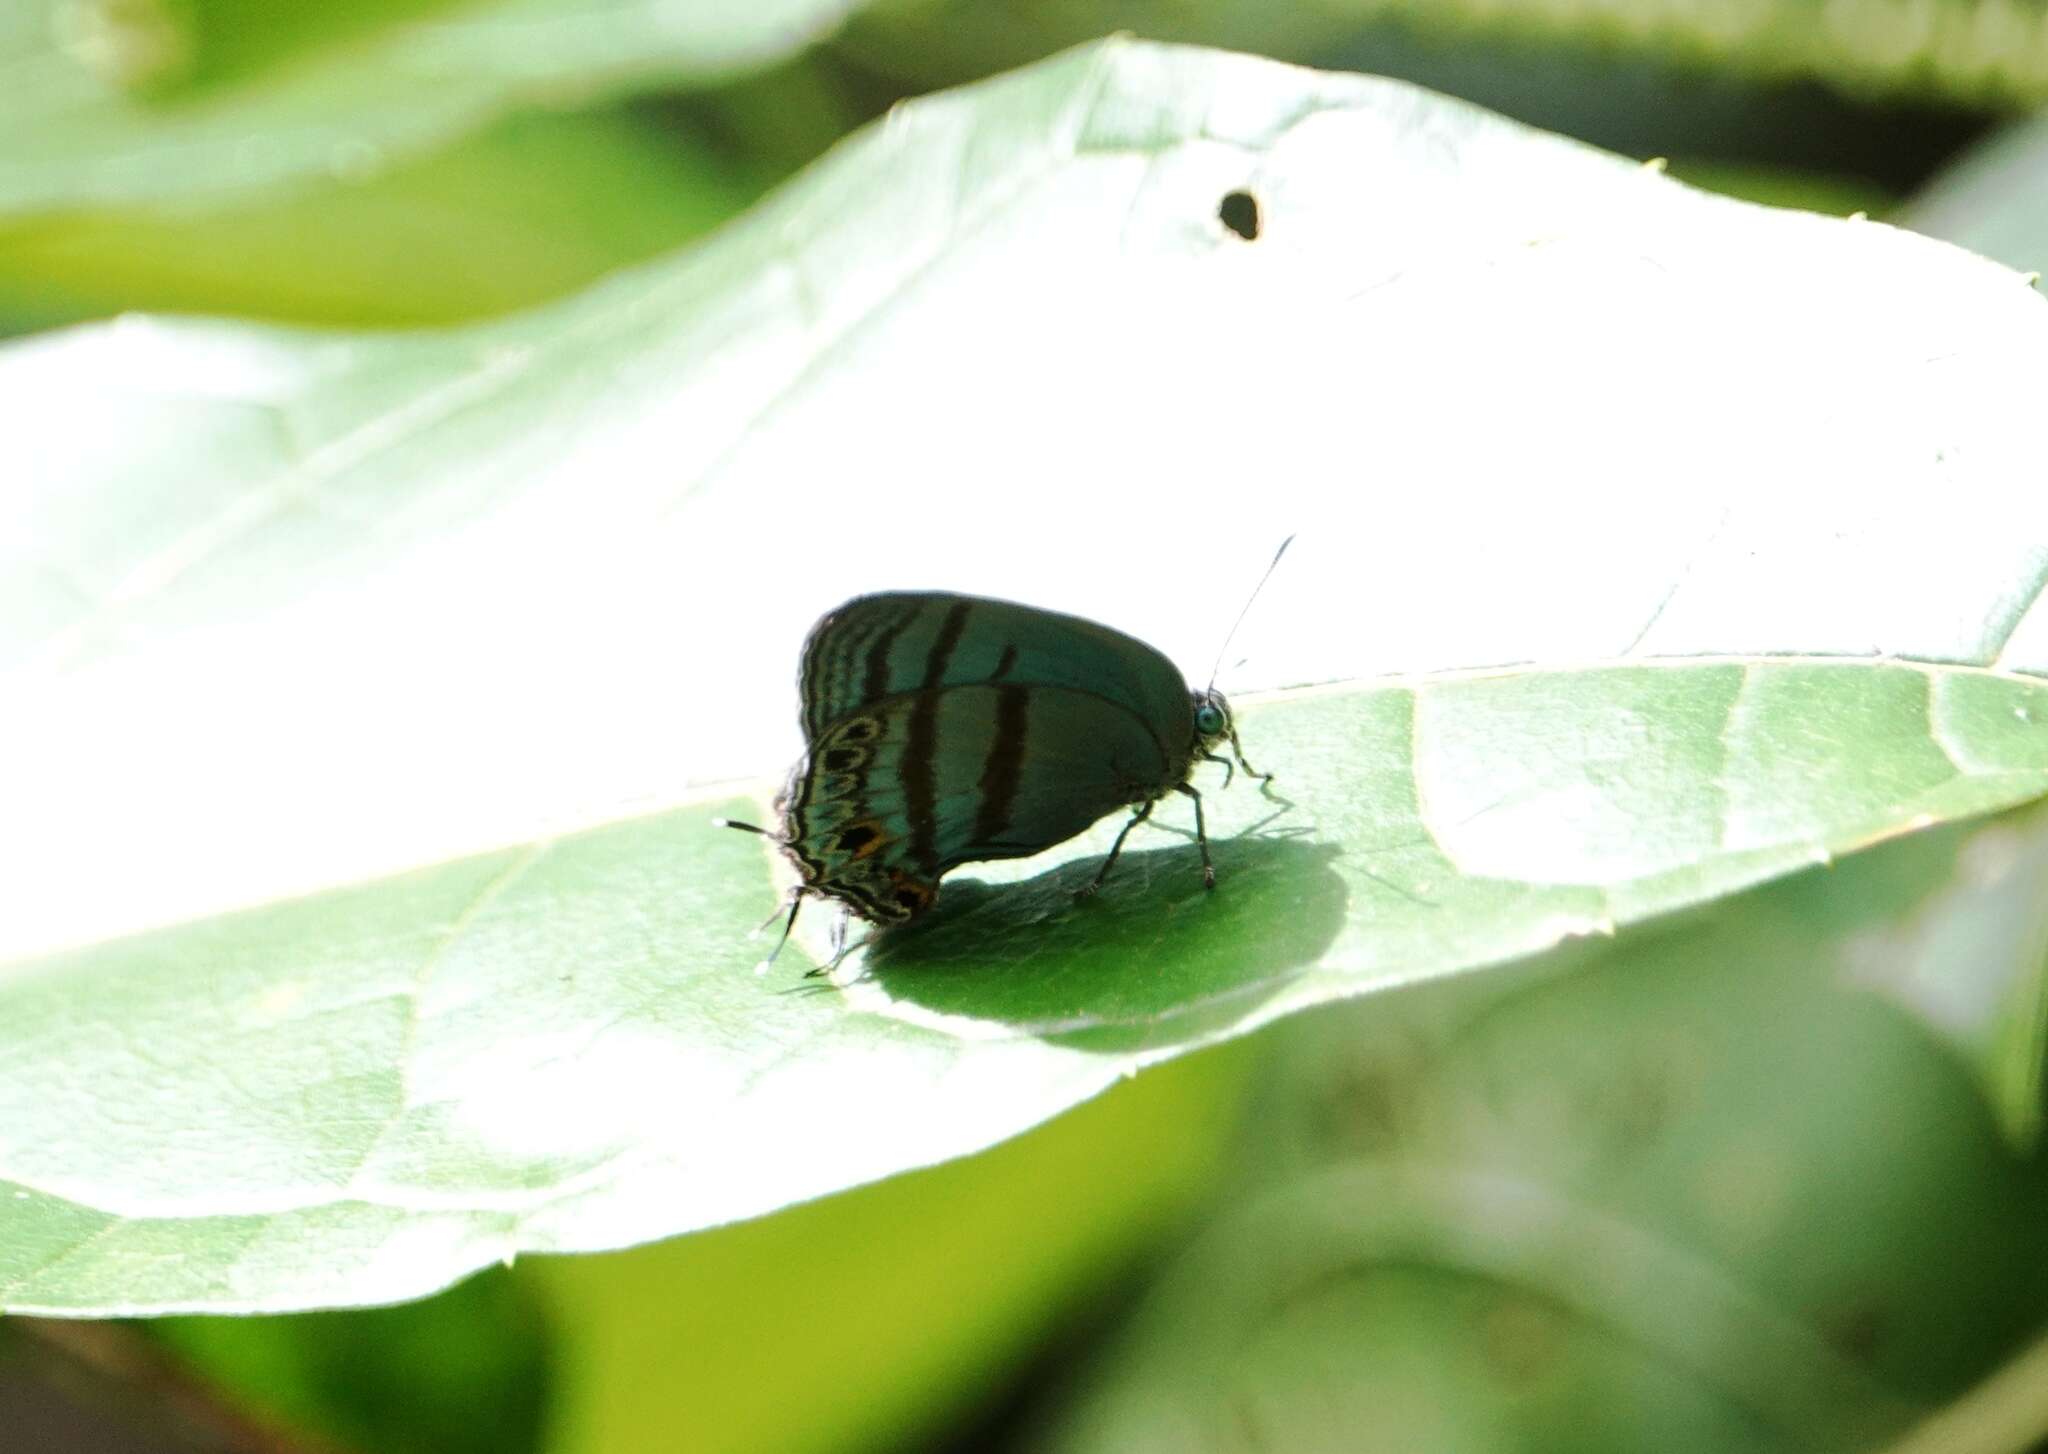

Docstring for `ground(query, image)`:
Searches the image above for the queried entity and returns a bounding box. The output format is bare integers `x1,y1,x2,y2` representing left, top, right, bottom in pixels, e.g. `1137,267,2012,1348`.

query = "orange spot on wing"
836,819,889,859
886,870,936,916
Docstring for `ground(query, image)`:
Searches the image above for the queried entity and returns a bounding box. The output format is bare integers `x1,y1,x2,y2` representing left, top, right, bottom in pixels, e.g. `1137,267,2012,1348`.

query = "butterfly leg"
749,895,790,938
1175,782,1216,889
761,891,804,964
812,915,874,978
1199,751,1236,789
1078,798,1156,900
806,910,862,979
1220,729,1269,798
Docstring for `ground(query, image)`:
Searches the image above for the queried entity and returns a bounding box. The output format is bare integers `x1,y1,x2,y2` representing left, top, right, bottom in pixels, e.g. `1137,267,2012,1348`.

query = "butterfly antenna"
1208,534,1296,690
714,817,773,836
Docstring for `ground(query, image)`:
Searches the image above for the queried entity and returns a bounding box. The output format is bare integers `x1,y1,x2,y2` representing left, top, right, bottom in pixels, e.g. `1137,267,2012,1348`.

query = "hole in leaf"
1219,189,1261,241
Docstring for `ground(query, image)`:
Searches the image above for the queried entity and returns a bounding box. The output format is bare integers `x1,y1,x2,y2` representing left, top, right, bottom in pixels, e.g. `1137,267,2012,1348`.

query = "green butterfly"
722,551,1286,969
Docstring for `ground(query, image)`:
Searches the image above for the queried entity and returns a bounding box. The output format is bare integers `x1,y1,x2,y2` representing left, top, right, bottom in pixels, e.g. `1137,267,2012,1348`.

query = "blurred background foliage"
5,0,2046,339
5,0,2047,1449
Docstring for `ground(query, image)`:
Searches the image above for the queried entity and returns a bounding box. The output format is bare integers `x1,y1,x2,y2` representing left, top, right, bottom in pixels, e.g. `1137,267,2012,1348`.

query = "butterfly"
721,545,1289,970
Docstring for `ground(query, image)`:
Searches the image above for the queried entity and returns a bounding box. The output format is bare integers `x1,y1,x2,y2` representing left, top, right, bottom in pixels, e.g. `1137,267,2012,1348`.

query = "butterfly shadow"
856,831,1348,1054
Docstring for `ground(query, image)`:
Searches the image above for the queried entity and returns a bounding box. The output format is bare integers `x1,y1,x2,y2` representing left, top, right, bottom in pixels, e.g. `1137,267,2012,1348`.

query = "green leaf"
1664,160,1894,220
1841,801,2048,1152
151,1265,552,1454
4,38,2048,1316
0,0,858,214
0,108,756,330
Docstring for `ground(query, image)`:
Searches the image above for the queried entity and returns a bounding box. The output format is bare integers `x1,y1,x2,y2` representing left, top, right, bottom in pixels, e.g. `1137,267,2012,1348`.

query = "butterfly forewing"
798,593,1193,747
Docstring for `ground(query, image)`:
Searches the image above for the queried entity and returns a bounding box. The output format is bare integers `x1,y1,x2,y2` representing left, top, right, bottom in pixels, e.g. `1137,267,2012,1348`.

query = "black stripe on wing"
905,601,972,875
973,684,1030,843
798,595,924,740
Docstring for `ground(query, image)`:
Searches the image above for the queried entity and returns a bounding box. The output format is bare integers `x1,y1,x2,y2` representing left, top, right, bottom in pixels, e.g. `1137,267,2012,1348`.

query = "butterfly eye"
1195,702,1226,737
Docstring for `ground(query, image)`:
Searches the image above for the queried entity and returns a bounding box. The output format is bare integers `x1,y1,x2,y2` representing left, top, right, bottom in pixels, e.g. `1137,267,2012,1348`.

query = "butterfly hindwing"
798,593,1194,748
783,683,1176,919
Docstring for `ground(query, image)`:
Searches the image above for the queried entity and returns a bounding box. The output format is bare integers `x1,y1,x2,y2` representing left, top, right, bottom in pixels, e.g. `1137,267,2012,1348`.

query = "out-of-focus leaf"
1665,160,1893,219
1047,806,2048,1453
536,1043,1253,1454
0,0,859,214
3,40,2047,1317
151,1266,552,1454
846,0,2048,108
1902,113,2048,283
0,109,755,330
1842,803,2048,1150
1877,1325,2048,1454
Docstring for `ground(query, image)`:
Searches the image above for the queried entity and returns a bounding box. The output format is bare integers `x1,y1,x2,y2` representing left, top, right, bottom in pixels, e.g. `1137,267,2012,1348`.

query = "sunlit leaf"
4,39,2047,1315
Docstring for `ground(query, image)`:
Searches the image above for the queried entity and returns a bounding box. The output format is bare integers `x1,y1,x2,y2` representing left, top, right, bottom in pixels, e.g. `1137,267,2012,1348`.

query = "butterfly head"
1191,688,1233,751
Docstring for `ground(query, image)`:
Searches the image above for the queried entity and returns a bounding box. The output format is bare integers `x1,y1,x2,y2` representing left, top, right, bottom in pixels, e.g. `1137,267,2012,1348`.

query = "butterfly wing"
782,683,1171,921
798,593,1193,749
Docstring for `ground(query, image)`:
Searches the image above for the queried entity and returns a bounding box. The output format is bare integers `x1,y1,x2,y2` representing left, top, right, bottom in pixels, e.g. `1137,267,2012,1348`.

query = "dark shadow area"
864,831,1347,1053
1318,29,1990,193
